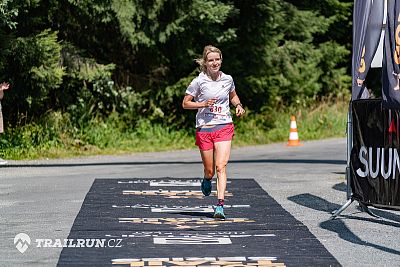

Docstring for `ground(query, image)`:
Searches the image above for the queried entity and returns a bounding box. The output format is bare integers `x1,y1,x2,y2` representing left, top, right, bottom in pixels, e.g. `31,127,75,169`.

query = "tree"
0,0,18,80
220,0,350,109
0,0,353,127
0,0,18,29
3,30,64,122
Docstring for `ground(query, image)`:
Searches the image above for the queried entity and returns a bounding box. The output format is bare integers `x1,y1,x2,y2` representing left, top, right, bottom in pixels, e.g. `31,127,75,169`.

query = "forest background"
0,0,354,159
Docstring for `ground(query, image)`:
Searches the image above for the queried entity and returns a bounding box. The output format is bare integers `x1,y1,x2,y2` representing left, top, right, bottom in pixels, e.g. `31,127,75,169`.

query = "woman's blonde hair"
195,45,223,73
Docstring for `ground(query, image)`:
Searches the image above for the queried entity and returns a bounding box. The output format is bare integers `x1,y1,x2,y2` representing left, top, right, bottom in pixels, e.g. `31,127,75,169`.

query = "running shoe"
0,158,7,165
201,178,212,196
214,205,226,219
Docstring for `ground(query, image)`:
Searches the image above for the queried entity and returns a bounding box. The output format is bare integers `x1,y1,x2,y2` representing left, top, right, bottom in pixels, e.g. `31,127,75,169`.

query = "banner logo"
358,46,366,73
154,236,232,245
356,146,400,179
112,257,281,266
112,204,250,213
122,190,233,199
106,232,275,245
118,179,201,186
389,119,397,133
394,12,400,64
14,233,31,254
118,179,230,186
118,218,255,229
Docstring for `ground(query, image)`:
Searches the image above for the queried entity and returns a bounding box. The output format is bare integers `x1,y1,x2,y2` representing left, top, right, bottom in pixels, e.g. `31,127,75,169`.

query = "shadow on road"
332,182,347,192
288,192,400,256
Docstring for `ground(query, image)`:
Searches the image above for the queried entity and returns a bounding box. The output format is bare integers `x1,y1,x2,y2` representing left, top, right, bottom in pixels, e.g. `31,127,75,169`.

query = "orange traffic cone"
287,115,302,146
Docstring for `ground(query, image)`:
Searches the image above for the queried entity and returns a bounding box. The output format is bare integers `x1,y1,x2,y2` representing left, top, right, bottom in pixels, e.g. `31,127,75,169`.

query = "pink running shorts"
195,123,234,150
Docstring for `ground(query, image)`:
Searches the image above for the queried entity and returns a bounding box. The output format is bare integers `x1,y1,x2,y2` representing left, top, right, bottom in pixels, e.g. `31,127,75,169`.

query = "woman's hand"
204,98,218,107
236,104,245,117
0,82,10,91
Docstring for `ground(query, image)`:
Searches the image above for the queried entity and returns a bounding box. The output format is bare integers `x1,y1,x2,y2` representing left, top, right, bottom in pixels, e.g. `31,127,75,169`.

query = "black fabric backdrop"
351,99,400,208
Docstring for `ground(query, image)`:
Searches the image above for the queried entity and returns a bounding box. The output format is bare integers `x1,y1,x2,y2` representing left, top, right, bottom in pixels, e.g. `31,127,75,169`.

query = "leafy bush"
0,99,347,160
0,0,353,159
2,29,64,123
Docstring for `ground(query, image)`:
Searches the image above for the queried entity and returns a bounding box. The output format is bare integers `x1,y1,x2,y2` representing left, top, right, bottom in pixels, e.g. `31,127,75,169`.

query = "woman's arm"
182,94,217,109
229,90,245,117
0,82,10,100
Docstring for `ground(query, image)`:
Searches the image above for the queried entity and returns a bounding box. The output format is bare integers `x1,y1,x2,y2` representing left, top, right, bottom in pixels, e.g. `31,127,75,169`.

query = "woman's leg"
199,149,215,179
214,140,232,200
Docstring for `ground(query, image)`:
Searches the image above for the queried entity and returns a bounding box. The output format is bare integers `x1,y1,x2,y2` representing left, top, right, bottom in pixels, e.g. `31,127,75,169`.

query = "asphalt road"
1,138,400,266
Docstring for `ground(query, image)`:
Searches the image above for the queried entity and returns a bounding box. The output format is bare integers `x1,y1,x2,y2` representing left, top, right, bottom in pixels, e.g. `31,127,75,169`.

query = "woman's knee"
215,163,226,174
204,168,215,178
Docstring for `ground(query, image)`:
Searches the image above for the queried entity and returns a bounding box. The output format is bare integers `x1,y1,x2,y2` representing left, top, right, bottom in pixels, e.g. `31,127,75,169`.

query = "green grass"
233,100,348,146
0,100,348,160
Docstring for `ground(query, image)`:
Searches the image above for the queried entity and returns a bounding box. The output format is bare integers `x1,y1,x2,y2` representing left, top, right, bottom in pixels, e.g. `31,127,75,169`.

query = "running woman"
182,45,245,219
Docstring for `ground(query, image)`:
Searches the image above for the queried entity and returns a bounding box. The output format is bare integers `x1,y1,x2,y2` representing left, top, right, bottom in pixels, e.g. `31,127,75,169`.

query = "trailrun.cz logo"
14,233,31,254
14,233,122,253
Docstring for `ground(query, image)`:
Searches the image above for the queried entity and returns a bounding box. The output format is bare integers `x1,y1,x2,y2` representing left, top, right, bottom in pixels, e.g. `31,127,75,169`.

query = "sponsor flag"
382,0,400,108
351,99,400,208
352,0,384,100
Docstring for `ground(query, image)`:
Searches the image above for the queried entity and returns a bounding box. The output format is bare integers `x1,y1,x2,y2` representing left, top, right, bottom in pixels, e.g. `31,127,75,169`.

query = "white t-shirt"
186,72,235,128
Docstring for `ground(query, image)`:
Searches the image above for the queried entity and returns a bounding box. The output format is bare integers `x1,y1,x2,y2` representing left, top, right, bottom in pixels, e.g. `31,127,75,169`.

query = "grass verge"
0,100,348,160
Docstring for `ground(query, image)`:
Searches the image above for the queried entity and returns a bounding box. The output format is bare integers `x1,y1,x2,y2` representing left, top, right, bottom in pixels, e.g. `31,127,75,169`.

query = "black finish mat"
57,178,339,267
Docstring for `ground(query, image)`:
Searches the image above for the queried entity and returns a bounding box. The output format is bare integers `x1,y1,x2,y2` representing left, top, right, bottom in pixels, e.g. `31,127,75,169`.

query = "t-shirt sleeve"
230,79,236,92
185,77,199,97
229,76,236,92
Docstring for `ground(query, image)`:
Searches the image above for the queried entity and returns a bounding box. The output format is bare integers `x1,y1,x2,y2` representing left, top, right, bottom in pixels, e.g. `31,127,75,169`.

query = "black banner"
58,178,339,266
351,99,400,208
383,0,400,108
352,0,384,100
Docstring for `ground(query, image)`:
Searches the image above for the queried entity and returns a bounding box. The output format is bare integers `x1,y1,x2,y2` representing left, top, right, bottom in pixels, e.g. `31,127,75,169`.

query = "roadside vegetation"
1,98,348,160
0,0,352,160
